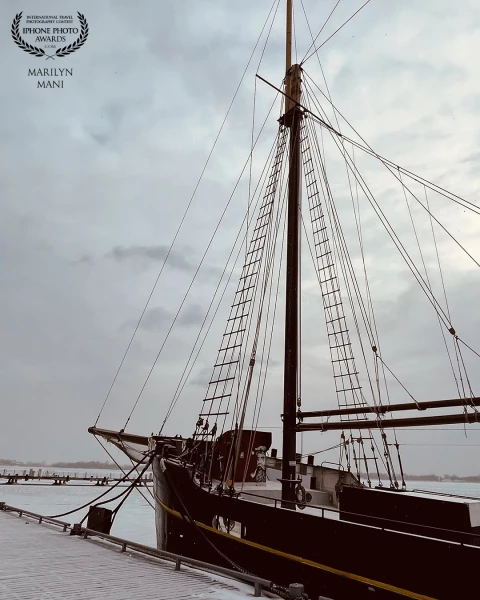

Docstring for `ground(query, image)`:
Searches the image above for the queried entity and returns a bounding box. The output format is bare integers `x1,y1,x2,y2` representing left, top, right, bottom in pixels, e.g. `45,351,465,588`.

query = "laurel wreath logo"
55,13,88,58
11,12,45,57
11,11,88,60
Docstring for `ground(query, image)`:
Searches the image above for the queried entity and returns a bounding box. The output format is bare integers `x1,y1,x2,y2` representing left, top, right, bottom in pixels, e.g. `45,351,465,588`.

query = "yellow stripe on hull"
157,498,435,600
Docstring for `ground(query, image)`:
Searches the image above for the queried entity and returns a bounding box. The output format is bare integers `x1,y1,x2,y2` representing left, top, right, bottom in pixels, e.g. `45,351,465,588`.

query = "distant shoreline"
366,473,480,483
0,460,132,470
2,459,480,482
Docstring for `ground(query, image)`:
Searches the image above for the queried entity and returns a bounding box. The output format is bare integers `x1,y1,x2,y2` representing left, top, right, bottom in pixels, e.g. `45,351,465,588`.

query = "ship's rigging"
81,4,480,598
92,0,480,503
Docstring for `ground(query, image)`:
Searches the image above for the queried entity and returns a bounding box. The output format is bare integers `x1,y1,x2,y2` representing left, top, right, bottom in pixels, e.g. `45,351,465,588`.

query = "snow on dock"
0,510,266,599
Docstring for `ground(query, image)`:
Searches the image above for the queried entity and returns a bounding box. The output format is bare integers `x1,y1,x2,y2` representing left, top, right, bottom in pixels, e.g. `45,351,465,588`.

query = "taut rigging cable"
94,434,155,509
124,90,283,431
94,0,283,429
158,125,283,436
301,0,373,64
302,71,480,217
300,0,342,63
45,453,153,519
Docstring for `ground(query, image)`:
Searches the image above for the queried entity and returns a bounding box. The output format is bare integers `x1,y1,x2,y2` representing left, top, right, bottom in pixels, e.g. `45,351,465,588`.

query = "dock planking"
0,511,264,599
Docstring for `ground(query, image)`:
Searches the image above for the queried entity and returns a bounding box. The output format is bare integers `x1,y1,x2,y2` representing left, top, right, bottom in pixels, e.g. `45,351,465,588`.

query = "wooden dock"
0,509,275,599
1,468,153,485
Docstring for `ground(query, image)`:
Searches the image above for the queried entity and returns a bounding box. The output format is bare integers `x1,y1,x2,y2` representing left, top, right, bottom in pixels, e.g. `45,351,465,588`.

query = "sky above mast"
1,0,480,475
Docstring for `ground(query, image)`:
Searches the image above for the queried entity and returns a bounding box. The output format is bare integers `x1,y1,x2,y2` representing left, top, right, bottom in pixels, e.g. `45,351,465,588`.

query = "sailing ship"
90,2,480,598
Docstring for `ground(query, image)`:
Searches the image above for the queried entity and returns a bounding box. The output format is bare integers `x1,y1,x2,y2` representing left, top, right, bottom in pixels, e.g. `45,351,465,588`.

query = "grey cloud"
77,245,197,272
75,255,94,265
142,306,171,330
267,359,281,369
120,306,172,333
108,245,194,272
89,132,110,146
85,102,125,146
120,303,205,333
461,150,480,165
189,367,212,388
1,0,480,478
178,304,205,327
106,245,224,281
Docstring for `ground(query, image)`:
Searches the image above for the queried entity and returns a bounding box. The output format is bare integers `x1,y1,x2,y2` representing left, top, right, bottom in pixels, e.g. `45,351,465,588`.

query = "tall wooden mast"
281,0,302,509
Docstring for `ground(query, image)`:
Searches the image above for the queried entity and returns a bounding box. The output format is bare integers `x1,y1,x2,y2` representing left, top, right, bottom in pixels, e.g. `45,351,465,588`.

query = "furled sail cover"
88,426,151,464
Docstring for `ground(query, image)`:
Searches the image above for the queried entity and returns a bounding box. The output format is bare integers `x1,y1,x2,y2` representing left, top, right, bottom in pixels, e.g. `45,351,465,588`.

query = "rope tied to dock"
45,452,154,520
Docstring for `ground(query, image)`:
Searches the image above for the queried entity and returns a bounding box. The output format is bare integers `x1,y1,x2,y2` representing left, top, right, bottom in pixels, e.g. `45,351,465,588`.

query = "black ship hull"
154,458,480,600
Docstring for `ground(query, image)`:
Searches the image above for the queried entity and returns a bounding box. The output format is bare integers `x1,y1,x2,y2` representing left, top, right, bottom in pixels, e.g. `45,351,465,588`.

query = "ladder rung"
231,299,251,308
219,343,242,352
334,372,359,378
213,360,239,368
199,412,229,416
321,276,336,284
259,200,274,211
253,222,268,233
223,329,245,336
333,358,355,366
243,258,261,269
203,394,232,402
240,271,258,281
208,377,235,385
257,208,272,219
336,386,362,393
247,246,263,257
325,302,342,310
227,312,248,321
317,251,332,259
250,234,266,245
323,288,340,297
326,316,345,324
235,285,255,294
319,263,335,272
328,328,349,336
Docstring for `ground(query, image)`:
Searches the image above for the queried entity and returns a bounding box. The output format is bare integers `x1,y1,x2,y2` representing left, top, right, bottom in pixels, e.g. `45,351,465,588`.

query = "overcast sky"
1,0,480,476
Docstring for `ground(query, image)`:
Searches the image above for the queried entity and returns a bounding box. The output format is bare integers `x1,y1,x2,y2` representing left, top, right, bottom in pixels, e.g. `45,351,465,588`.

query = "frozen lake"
0,467,156,547
2,466,480,548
